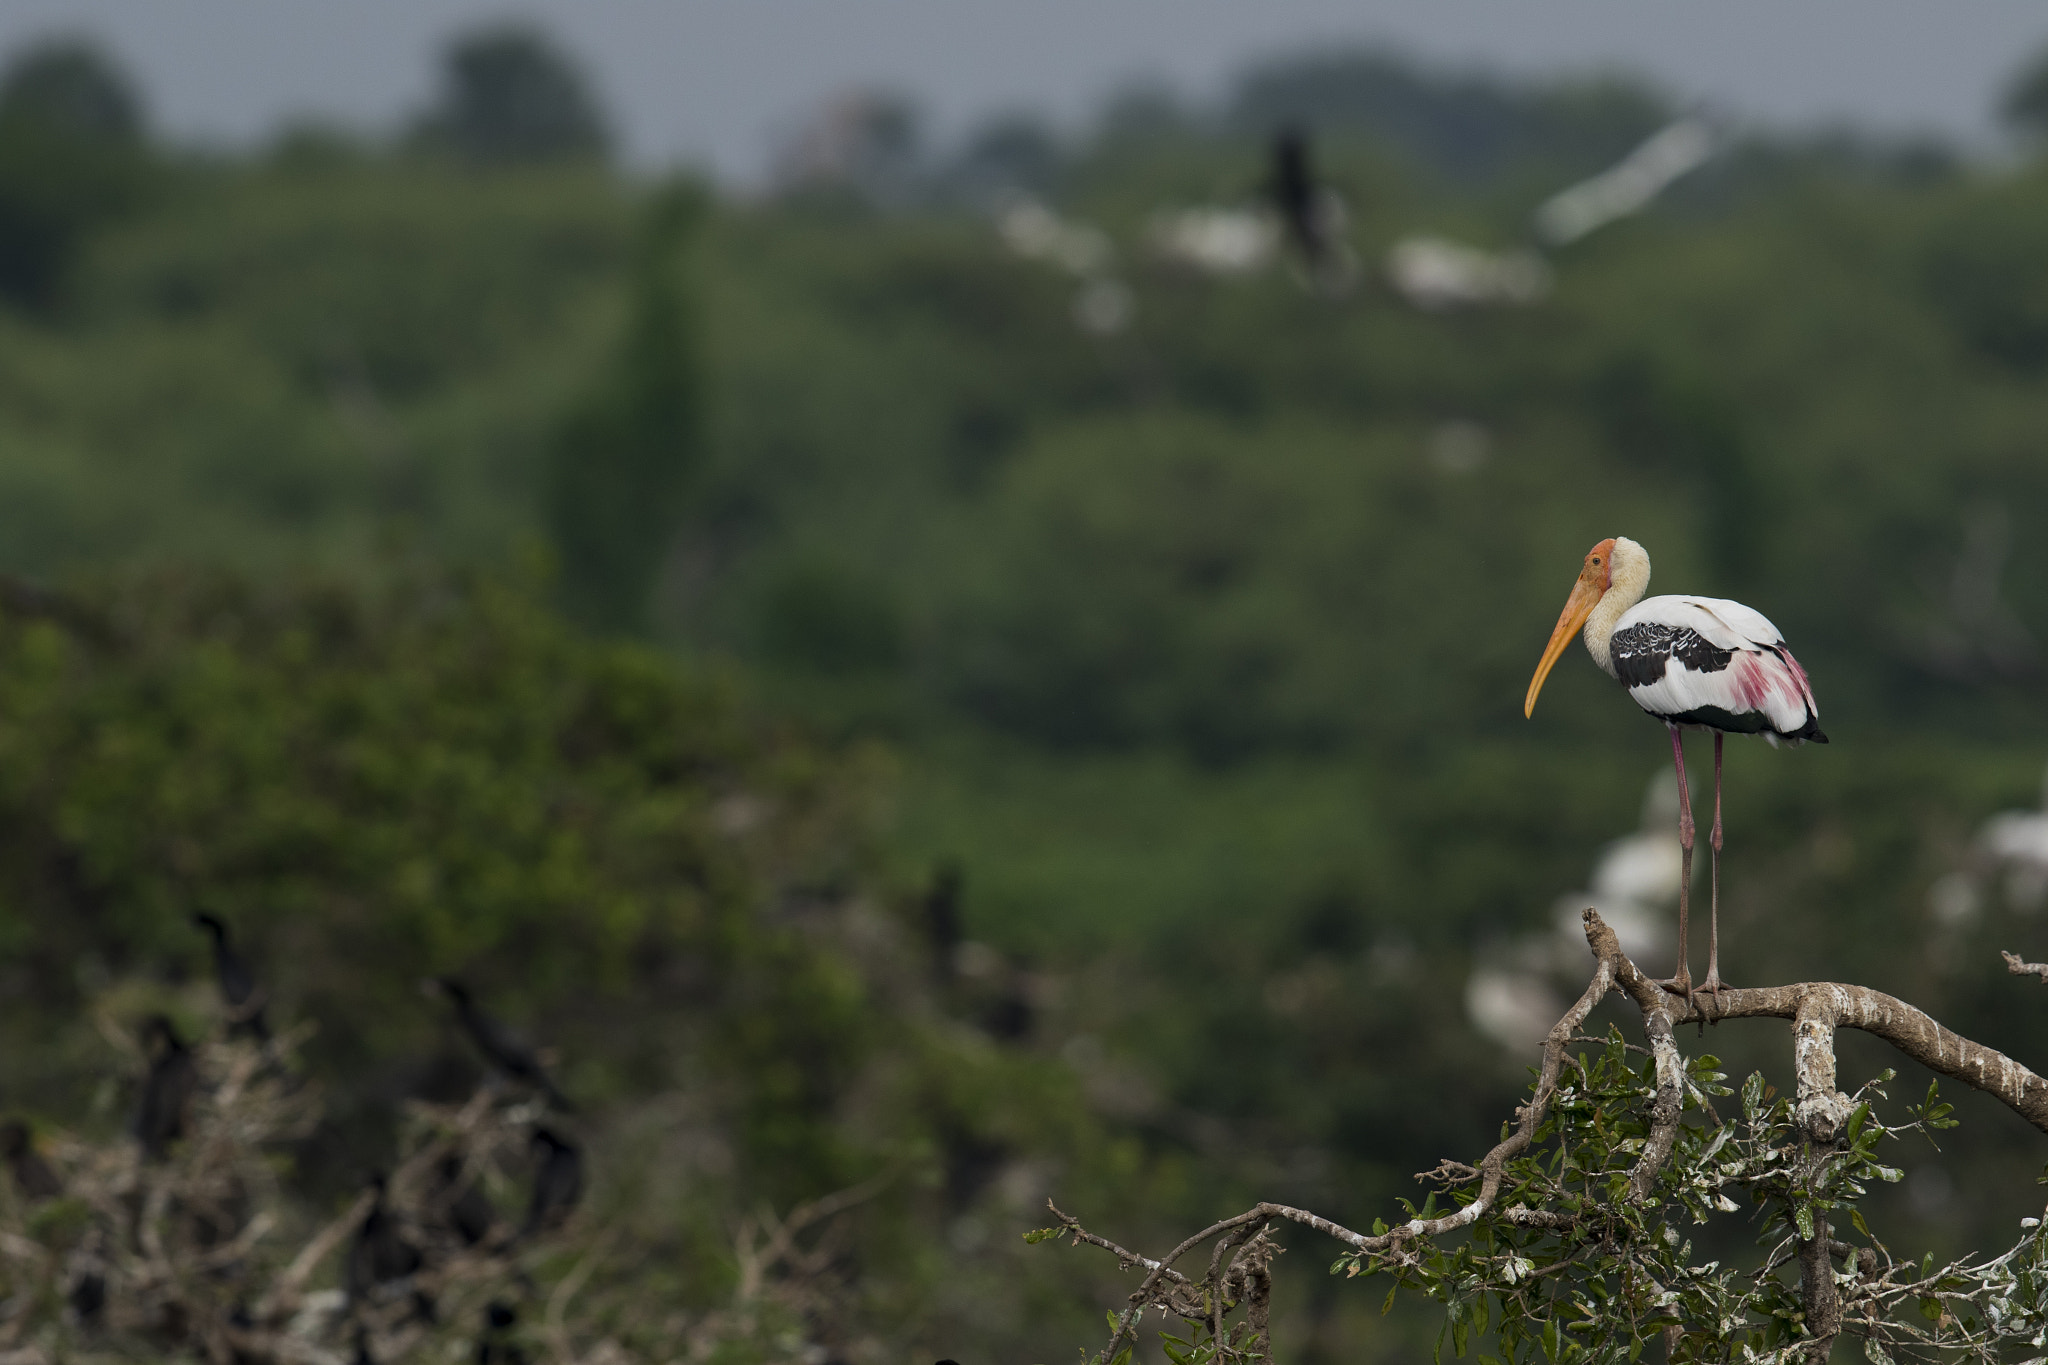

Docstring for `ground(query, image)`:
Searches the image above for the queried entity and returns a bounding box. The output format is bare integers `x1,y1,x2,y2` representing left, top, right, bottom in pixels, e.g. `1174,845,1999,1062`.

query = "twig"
545,1229,614,1364
2003,951,2048,984
256,1189,375,1319
1045,1201,1192,1283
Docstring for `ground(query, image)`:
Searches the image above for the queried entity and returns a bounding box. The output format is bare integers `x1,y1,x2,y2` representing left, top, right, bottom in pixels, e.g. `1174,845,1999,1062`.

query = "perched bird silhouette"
1269,127,1322,262
192,913,270,1041
521,1127,584,1238
0,1119,61,1202
346,1173,427,1316
426,978,574,1112
68,1269,105,1325
431,1151,498,1247
134,1015,198,1161
1266,125,1352,292
475,1301,529,1365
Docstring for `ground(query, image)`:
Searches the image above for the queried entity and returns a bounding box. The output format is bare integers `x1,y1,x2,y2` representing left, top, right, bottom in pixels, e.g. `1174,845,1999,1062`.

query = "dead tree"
1044,908,2048,1365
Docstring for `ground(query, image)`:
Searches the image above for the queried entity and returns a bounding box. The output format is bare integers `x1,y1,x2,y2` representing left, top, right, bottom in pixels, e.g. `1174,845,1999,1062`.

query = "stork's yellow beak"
1524,571,1606,718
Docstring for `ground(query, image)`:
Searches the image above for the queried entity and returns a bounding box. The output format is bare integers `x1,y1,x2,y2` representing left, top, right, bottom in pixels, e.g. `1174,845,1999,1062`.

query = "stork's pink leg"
1700,732,1727,1009
1657,724,1695,998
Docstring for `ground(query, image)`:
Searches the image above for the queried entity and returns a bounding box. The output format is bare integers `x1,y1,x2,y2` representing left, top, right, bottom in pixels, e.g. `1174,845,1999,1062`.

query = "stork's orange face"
1524,538,1615,718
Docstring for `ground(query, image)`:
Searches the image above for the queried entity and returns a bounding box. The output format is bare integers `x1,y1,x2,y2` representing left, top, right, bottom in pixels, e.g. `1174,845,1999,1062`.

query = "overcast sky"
1,1,2043,179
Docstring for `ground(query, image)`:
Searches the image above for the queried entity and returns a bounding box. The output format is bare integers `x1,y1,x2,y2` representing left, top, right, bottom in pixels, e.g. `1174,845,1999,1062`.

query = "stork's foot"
1656,971,1693,1000
1696,971,1729,1019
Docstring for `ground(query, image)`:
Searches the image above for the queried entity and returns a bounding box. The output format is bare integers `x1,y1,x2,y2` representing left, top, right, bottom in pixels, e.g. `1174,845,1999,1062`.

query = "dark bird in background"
1269,127,1321,258
346,1172,427,1318
426,978,574,1112
1267,125,1353,294
134,1015,197,1161
431,1151,498,1247
0,1119,61,1202
520,1127,583,1239
192,913,270,1041
227,1304,269,1365
475,1301,529,1365
922,861,963,981
67,1269,105,1325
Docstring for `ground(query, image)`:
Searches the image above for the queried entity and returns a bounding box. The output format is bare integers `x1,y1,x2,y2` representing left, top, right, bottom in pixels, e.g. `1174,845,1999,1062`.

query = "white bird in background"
1384,236,1550,310
995,197,1133,335
1387,117,1716,312
1149,206,1277,275
1525,536,1826,1003
1570,771,1684,956
1979,767,2048,914
1466,769,1681,1052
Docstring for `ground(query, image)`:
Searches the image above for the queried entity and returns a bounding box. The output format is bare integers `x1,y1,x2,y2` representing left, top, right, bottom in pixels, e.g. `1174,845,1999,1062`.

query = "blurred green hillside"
3,26,2048,1362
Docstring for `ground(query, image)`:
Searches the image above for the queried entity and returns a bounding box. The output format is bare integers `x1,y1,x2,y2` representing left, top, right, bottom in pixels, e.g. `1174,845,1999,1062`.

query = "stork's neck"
1584,536,1650,678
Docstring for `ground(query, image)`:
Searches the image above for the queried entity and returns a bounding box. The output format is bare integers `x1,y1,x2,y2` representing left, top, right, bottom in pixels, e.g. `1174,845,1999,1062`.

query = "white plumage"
1524,536,1827,1001
1609,594,1822,745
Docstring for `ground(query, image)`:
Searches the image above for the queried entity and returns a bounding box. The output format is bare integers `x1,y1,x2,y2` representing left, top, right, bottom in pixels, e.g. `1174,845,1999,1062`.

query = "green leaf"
1794,1204,1815,1241
1023,1227,1062,1244
1454,1318,1471,1358
1543,1318,1560,1364
1919,1297,1943,1323
1850,1207,1871,1238
1847,1103,1869,1143
1385,1285,1399,1316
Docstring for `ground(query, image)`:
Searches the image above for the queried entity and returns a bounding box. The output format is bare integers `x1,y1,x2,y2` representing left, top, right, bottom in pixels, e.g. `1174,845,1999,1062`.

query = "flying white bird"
1524,536,1826,1002
1534,119,1716,247
1978,766,2048,913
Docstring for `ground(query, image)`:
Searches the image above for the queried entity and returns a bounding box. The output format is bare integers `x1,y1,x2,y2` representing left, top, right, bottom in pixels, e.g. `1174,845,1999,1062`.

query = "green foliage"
4,47,2048,1356
1325,1038,2047,1365
0,37,141,144
411,23,609,166
0,37,150,311
546,180,706,631
0,565,1135,1358
2002,46,2048,137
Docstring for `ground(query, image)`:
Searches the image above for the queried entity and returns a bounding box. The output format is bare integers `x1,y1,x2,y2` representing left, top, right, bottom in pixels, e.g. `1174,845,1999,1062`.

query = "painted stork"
1523,536,1825,1001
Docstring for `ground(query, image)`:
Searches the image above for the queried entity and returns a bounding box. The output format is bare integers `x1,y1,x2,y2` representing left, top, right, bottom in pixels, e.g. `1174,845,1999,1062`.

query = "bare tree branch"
1054,908,2048,1365
2003,950,2048,984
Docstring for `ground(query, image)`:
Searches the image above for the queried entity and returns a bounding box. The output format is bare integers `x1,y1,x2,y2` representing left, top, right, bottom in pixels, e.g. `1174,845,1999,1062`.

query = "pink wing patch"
1775,646,1821,716
1730,649,1817,732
